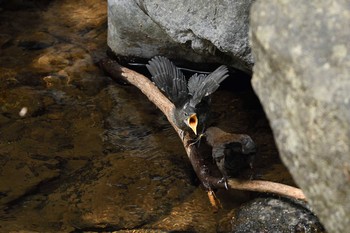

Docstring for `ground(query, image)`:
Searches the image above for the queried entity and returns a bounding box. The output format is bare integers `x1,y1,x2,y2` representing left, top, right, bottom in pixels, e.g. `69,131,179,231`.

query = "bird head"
175,104,198,135
180,104,198,135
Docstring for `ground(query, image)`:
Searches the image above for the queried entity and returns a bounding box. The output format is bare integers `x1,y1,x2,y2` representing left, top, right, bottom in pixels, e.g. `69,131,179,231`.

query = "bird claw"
218,177,229,190
188,139,200,147
188,133,206,147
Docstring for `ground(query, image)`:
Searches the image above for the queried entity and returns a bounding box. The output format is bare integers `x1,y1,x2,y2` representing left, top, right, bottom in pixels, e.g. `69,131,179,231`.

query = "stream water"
0,1,298,232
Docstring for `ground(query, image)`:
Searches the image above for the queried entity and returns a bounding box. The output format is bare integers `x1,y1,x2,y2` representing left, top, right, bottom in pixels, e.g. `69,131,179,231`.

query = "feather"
189,65,229,107
187,73,207,96
146,56,188,106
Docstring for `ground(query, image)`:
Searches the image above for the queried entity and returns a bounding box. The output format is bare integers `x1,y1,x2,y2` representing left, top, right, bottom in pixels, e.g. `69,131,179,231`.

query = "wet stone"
67,154,193,229
14,71,46,87
0,33,12,48
148,188,218,233
0,154,60,205
0,113,11,125
0,68,18,89
17,31,55,50
231,198,325,232
18,40,51,50
34,44,76,72
0,153,194,232
0,87,46,118
72,74,111,96
0,120,26,142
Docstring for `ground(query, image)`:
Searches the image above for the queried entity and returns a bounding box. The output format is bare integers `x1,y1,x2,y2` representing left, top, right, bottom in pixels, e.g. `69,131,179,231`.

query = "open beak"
187,113,198,135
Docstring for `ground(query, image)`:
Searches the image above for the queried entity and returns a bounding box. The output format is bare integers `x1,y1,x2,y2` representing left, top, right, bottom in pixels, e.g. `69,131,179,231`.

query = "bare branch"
99,58,307,201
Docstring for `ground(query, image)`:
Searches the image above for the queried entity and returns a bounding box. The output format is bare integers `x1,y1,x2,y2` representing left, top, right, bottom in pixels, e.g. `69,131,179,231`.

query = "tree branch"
99,58,306,202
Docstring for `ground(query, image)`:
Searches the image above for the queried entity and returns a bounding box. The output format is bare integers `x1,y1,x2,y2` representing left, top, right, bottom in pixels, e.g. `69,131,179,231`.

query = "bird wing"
187,73,207,96
146,56,188,107
189,65,229,107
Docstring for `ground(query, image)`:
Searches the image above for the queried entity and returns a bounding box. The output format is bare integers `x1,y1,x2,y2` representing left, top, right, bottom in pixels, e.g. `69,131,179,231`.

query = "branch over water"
99,58,306,202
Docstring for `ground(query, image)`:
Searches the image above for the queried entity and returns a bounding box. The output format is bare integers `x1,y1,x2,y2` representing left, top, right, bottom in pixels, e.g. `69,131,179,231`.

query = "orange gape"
188,113,198,135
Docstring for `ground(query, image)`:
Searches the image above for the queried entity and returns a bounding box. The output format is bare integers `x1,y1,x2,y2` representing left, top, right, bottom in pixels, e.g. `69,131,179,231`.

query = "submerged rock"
108,0,255,73
17,32,55,50
1,153,194,232
250,0,350,232
0,154,60,206
0,0,299,232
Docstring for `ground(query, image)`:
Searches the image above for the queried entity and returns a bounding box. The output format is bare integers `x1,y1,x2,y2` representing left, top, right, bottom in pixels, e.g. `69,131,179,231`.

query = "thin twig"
99,58,307,201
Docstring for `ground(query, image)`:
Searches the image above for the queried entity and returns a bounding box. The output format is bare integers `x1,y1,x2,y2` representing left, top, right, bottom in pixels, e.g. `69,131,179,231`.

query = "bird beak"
187,114,198,135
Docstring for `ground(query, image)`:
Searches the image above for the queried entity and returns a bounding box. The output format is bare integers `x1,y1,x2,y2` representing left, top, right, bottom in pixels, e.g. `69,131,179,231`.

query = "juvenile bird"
206,127,256,188
146,56,229,138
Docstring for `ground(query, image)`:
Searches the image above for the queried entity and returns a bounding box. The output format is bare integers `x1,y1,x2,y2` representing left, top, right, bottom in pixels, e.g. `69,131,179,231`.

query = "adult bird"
146,56,229,138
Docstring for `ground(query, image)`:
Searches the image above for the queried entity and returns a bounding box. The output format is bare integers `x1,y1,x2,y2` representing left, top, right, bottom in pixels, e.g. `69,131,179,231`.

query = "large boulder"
108,0,255,73
250,0,350,232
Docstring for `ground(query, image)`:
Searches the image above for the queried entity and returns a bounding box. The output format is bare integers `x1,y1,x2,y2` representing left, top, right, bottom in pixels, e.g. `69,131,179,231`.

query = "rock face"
250,1,350,232
108,0,255,73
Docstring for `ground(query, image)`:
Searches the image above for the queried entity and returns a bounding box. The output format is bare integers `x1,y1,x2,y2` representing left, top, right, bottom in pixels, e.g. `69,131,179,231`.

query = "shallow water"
0,1,294,232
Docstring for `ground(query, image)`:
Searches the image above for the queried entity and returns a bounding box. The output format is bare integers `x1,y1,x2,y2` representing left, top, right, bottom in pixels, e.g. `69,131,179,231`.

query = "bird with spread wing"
146,56,229,140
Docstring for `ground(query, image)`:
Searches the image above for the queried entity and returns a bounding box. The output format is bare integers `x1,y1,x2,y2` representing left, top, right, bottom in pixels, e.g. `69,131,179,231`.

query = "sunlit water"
0,1,292,232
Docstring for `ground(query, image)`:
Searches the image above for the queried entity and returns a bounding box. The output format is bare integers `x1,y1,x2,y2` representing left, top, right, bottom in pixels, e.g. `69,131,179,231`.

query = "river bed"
0,1,311,232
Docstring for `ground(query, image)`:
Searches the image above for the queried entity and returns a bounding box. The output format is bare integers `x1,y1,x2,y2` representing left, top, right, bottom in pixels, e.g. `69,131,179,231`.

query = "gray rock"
108,0,255,73
232,198,324,232
250,1,350,232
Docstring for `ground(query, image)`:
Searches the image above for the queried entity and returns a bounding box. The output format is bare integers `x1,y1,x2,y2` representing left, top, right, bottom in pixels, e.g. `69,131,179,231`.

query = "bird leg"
212,147,229,189
187,133,205,147
187,124,207,147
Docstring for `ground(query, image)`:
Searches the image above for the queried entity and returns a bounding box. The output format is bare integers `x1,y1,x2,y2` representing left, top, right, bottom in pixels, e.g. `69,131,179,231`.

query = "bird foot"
188,133,206,147
218,177,229,190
